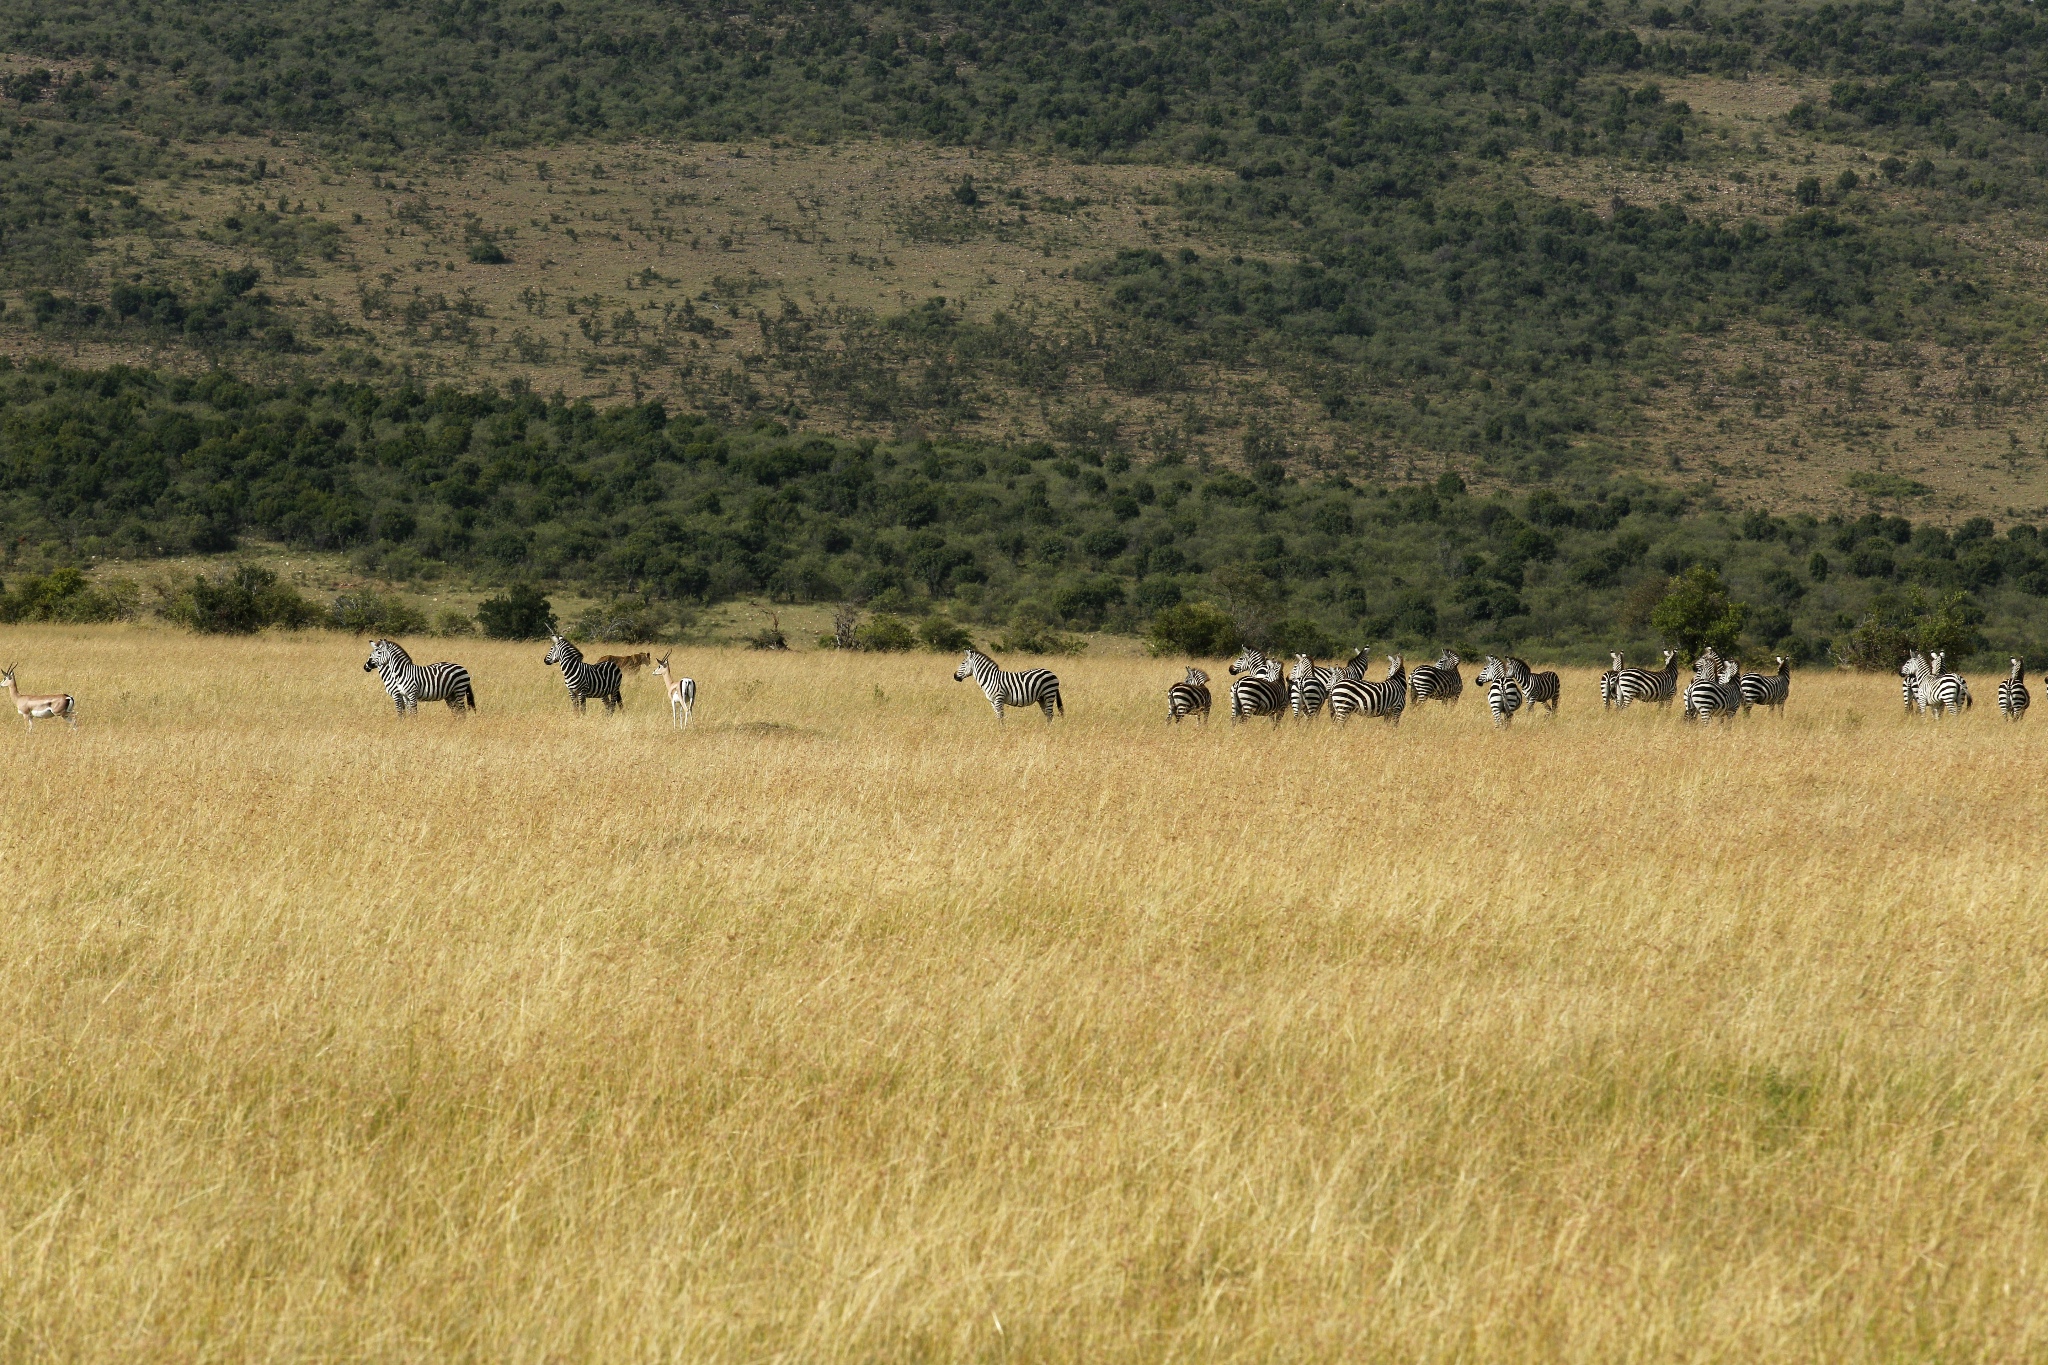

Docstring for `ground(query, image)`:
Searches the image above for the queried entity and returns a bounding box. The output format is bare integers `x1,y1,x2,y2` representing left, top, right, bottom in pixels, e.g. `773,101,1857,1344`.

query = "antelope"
3,663,78,731
596,651,652,674
653,654,697,729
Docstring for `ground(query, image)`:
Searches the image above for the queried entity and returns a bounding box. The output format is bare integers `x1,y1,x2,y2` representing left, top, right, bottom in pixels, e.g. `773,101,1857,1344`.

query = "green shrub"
853,613,918,651
160,565,322,634
1271,617,1338,660
477,584,554,639
1145,601,1241,657
0,567,138,623
330,589,429,636
918,615,973,651
572,599,670,643
434,609,478,636
997,605,1087,655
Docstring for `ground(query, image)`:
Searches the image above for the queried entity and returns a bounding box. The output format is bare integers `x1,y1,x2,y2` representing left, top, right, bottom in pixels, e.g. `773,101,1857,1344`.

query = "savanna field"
0,626,2044,1361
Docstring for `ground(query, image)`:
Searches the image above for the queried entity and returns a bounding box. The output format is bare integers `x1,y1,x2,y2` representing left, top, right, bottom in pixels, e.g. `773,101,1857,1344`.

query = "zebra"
1999,657,2030,722
1926,651,1972,717
1328,654,1407,725
1900,653,1928,715
1408,651,1464,707
543,634,624,713
1167,667,1212,723
1289,649,1364,720
1683,653,1743,725
1601,652,1624,709
1612,650,1680,709
1474,655,1524,728
363,638,476,714
954,646,1062,721
1739,656,1791,714
1227,648,1290,723
1508,656,1559,714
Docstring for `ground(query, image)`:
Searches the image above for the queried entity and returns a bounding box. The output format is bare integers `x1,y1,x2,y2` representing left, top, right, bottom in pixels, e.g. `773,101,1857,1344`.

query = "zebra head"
1930,651,1947,676
953,648,989,682
1776,656,1791,675
1228,648,1266,676
543,634,579,667
1692,648,1722,683
1184,667,1209,686
1436,650,1460,670
1291,653,1315,681
1718,658,1740,684
365,638,412,674
1474,656,1504,685
2012,656,2026,681
1610,651,1625,672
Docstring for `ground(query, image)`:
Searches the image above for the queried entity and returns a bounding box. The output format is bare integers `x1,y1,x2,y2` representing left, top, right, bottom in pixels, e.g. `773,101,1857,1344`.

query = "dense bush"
476,584,554,640
0,568,137,623
852,614,918,652
1146,602,1242,658
159,565,322,634
329,589,428,637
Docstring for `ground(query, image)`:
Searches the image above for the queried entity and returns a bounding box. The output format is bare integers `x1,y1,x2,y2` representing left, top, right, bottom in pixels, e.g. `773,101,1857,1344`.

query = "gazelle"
2,663,78,731
652,654,696,729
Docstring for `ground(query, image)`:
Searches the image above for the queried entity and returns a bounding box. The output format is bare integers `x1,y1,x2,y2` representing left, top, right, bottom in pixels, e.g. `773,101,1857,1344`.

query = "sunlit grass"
4,625,2046,1361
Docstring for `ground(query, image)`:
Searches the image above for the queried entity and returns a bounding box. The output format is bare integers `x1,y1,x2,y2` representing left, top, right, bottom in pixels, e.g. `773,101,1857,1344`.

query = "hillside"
9,0,2048,657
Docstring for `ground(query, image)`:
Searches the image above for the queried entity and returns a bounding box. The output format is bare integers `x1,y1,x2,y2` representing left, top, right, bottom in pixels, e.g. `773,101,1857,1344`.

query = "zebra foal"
955,647,1062,722
363,639,476,714
1408,651,1463,707
1999,657,2031,721
544,634,624,713
1167,667,1212,723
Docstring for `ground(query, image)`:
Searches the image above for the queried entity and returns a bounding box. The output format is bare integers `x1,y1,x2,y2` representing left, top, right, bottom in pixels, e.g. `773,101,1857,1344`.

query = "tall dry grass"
4,626,2047,1361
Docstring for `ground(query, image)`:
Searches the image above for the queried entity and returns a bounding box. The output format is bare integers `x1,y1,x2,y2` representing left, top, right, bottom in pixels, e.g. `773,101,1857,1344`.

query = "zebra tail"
465,684,477,710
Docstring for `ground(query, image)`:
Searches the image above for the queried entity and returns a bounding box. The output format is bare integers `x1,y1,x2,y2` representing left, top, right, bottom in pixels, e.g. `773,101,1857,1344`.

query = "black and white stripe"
1289,649,1364,720
1328,654,1407,725
363,638,476,714
1900,654,1927,714
1167,667,1212,723
1508,656,1559,714
1474,655,1524,728
1682,651,1742,725
1600,652,1623,709
1408,651,1464,707
1612,650,1680,709
1925,651,1972,717
544,634,624,713
1999,657,2030,722
1227,648,1290,723
1739,656,1791,714
955,646,1062,721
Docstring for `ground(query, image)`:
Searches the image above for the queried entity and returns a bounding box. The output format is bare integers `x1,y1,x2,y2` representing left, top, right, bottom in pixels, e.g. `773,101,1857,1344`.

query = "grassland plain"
6,626,2048,1361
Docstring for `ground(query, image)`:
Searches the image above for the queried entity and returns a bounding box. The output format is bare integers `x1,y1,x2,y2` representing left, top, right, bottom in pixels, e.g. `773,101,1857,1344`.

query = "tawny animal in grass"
596,651,652,674
2,663,77,731
652,654,697,729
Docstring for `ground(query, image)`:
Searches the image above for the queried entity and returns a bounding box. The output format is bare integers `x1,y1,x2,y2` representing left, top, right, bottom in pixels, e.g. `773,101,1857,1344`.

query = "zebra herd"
1154,645,1799,729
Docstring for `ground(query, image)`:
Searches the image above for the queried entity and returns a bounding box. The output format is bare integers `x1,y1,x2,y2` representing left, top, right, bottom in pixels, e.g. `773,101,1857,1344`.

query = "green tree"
1649,566,1748,661
477,584,554,639
1145,601,1241,657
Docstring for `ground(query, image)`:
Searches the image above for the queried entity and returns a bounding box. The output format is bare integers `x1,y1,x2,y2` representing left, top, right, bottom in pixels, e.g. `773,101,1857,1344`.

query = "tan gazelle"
652,654,696,729
2,663,78,731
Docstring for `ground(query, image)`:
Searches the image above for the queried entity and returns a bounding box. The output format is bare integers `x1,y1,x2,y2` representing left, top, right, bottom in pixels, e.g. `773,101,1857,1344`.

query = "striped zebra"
1925,651,1972,717
544,634,624,713
363,638,476,714
1739,656,1791,715
1612,650,1680,709
1683,652,1743,725
1474,655,1524,728
954,646,1062,721
1508,656,1559,714
1167,667,1212,723
1999,657,2030,722
1900,653,1928,715
1408,651,1464,707
1328,654,1407,725
1289,649,1364,720
1600,652,1624,709
1227,648,1290,724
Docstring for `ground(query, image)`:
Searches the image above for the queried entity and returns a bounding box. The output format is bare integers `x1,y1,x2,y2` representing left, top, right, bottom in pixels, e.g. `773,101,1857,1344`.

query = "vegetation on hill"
4,359,2045,663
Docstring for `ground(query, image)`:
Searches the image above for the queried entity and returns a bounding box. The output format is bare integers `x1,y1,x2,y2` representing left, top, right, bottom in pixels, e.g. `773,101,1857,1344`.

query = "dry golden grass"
6,625,2048,1360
